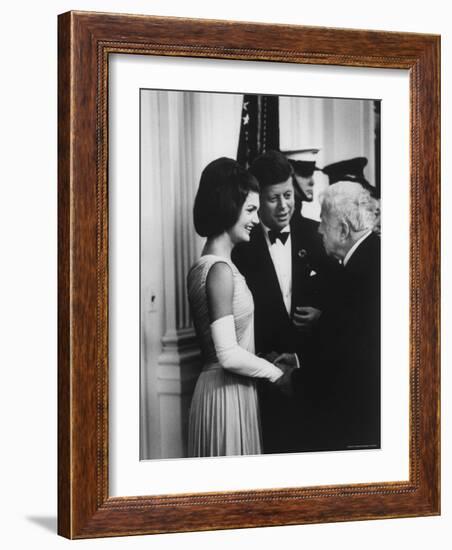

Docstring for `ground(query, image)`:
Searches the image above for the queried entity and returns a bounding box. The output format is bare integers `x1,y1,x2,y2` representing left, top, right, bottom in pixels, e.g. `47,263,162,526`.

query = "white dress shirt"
262,223,292,315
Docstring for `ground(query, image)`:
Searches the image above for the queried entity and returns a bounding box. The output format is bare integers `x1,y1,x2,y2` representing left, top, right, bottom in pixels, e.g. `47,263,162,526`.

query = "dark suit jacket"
232,217,337,453
295,231,381,451
233,218,329,357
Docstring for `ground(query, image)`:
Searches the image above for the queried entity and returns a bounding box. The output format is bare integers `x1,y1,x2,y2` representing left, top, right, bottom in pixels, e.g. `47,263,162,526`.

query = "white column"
141,90,245,458
156,91,202,458
140,90,167,459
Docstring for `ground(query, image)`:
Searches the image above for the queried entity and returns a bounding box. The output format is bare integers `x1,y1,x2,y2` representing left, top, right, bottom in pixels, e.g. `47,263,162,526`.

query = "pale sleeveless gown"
187,255,262,457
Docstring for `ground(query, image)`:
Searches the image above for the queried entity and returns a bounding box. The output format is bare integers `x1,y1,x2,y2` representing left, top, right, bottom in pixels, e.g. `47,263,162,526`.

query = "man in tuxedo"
283,147,344,326
298,180,381,451
233,150,330,453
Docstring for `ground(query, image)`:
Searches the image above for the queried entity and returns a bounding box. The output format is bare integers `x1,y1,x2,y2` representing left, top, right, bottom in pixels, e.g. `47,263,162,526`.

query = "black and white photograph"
140,89,381,459
2,0,446,546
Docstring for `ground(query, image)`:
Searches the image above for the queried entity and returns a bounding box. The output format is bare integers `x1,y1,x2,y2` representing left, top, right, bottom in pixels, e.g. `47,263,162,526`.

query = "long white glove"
210,315,283,382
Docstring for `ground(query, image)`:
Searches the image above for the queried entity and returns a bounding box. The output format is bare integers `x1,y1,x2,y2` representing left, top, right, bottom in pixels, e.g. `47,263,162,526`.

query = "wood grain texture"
57,10,72,538
57,10,440,539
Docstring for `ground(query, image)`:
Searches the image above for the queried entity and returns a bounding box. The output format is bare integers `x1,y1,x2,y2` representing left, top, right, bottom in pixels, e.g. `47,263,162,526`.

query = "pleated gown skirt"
188,364,262,457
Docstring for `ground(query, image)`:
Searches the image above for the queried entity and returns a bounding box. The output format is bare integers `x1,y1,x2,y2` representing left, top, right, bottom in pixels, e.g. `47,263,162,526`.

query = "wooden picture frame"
58,10,440,539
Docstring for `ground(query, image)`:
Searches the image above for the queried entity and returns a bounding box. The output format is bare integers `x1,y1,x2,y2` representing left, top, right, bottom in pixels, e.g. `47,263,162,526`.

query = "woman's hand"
260,351,280,363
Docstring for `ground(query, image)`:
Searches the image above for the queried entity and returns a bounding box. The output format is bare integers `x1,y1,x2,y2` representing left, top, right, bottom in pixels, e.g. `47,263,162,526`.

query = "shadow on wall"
26,516,57,534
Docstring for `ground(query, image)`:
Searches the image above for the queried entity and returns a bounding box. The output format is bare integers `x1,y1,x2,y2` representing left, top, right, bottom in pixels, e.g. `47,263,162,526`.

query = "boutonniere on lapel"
297,248,308,260
297,248,317,277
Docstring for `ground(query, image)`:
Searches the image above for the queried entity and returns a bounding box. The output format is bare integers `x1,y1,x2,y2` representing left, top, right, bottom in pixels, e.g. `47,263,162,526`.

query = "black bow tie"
268,230,290,245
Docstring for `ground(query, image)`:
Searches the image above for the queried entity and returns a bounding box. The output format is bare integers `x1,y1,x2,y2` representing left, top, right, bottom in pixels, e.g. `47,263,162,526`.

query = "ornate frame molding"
58,11,440,538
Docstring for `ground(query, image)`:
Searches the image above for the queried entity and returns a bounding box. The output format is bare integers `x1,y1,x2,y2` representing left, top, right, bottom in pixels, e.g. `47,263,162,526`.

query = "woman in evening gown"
187,157,288,457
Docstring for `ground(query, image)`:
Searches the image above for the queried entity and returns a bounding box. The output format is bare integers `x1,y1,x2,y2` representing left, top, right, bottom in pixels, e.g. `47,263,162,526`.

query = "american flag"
237,94,280,168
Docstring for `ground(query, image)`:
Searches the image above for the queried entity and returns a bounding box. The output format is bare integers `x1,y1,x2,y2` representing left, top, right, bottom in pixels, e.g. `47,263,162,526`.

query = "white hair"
320,181,376,232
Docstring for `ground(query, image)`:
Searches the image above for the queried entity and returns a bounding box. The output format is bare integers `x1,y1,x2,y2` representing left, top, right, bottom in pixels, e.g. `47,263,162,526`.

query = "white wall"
0,1,449,549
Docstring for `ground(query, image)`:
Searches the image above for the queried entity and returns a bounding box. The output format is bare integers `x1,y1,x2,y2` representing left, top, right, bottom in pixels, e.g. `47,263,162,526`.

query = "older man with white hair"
293,181,381,452
318,180,378,263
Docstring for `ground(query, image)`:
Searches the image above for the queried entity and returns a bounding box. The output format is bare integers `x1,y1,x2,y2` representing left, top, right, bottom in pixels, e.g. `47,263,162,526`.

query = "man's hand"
293,306,322,331
274,366,295,398
272,355,298,398
274,353,299,370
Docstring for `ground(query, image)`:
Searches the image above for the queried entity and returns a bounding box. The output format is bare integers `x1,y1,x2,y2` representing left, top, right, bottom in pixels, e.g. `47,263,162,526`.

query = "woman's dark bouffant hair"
193,157,260,237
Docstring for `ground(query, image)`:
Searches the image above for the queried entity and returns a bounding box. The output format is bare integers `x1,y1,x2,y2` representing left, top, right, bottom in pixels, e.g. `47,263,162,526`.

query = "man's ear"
339,221,350,242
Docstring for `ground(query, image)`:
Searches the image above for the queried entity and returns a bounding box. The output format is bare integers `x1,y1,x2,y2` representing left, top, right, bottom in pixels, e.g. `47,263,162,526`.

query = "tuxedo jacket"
233,217,332,358
295,231,381,451
232,217,338,453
